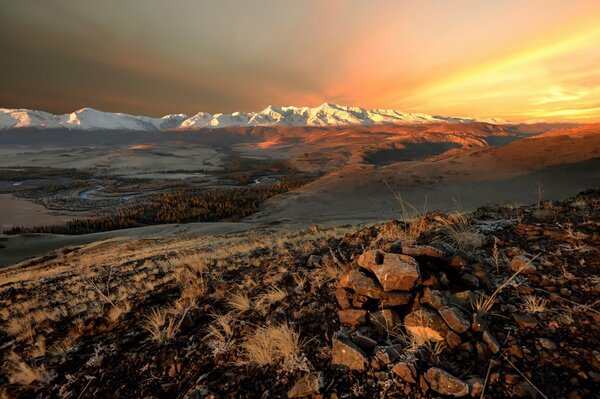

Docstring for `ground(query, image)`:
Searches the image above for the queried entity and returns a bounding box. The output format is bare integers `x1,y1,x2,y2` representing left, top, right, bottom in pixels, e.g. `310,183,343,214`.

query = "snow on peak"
0,104,510,131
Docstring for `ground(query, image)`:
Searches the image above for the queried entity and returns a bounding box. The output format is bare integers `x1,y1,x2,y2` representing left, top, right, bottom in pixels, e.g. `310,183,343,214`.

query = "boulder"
404,309,449,342
424,367,470,397
332,337,368,371
438,306,470,334
357,250,421,291
339,269,412,304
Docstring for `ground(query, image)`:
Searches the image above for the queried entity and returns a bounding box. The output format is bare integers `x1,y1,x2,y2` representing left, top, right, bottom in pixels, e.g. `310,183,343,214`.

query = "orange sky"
1,0,599,122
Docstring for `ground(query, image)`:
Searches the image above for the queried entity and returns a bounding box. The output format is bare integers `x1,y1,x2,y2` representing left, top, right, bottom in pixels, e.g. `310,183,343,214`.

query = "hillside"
0,191,598,398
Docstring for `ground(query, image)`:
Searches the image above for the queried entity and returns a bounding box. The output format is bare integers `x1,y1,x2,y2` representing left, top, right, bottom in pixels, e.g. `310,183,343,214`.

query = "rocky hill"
0,191,598,398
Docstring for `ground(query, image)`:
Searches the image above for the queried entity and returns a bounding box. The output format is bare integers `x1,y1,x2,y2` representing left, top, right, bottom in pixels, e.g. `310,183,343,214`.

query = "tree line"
5,176,314,235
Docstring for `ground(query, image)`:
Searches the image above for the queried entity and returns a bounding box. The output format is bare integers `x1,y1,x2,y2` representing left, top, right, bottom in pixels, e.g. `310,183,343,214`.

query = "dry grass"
522,295,548,314
227,291,252,313
241,322,303,369
142,308,181,344
475,255,539,316
442,212,484,250
255,287,287,313
4,352,54,386
205,313,235,354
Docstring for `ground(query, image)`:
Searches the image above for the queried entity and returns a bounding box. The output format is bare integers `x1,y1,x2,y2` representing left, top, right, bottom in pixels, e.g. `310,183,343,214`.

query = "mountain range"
0,103,508,131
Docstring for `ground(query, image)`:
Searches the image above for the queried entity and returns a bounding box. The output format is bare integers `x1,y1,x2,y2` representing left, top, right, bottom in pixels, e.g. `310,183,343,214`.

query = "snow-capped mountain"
0,103,506,131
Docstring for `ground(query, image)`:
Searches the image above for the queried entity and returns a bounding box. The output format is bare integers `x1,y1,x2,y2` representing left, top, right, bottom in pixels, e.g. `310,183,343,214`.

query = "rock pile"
331,241,507,397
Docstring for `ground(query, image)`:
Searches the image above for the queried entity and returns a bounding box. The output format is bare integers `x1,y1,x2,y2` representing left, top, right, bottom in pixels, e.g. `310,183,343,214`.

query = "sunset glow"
1,0,599,121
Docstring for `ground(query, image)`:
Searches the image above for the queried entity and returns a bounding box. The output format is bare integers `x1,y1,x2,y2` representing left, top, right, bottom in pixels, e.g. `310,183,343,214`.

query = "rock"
370,309,401,335
449,256,467,269
446,331,462,348
430,240,455,257
424,367,470,397
392,362,417,384
332,336,368,371
339,269,412,304
350,331,377,352
404,309,449,342
306,255,322,268
513,381,538,398
538,338,556,350
287,372,323,398
510,255,536,274
476,342,491,360
471,313,488,333
466,378,484,397
421,288,447,309
449,291,476,310
509,344,524,358
379,291,413,307
339,269,383,298
438,306,470,334
357,250,421,291
514,314,538,329
374,344,404,364
352,293,368,308
460,273,480,290
338,309,367,326
335,287,353,309
471,266,493,291
483,330,501,353
402,245,445,260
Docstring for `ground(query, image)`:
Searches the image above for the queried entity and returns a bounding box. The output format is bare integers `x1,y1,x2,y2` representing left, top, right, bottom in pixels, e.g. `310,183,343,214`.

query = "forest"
5,176,314,235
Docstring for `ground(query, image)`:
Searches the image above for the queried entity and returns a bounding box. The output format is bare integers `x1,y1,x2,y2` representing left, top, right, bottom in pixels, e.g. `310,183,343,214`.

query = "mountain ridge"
0,103,509,131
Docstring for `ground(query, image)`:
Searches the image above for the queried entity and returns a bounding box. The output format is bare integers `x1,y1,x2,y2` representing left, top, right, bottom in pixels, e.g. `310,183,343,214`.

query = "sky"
1,0,600,122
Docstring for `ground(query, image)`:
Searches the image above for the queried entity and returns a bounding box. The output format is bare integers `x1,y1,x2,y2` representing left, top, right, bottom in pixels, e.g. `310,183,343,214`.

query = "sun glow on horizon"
1,0,600,122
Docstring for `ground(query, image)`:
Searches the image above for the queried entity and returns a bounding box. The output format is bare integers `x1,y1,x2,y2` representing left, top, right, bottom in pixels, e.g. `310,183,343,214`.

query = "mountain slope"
0,104,507,131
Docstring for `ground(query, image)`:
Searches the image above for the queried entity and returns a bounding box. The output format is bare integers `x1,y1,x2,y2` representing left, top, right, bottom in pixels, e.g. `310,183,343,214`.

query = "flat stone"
538,338,556,350
335,287,353,309
425,367,470,397
339,269,383,298
374,344,404,364
510,255,536,274
514,314,538,329
446,331,462,348
392,362,417,384
404,308,449,342
338,269,412,304
338,309,367,326
287,372,323,398
350,331,378,352
402,245,445,260
332,337,368,371
357,250,421,291
370,309,401,335
483,330,501,353
438,306,470,334
461,273,480,290
448,291,476,310
421,288,447,309
379,291,413,307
